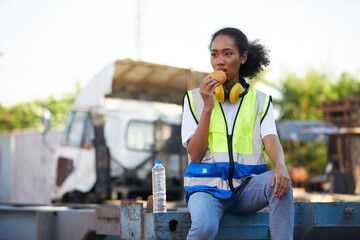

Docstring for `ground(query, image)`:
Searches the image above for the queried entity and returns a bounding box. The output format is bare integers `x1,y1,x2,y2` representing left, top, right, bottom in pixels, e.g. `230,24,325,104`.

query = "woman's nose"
217,56,225,66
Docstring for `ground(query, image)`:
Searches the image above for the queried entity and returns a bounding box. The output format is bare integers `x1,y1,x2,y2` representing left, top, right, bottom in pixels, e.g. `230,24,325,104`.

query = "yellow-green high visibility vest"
183,87,271,201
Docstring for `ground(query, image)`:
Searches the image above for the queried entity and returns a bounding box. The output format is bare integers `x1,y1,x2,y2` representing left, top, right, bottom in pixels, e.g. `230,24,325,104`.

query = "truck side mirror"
42,109,51,133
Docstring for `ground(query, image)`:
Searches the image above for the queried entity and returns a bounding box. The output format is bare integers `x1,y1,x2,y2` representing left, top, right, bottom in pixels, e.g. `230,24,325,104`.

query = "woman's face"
210,35,247,86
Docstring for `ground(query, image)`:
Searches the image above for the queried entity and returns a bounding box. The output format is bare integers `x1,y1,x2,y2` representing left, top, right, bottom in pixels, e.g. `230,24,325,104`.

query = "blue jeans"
187,171,294,240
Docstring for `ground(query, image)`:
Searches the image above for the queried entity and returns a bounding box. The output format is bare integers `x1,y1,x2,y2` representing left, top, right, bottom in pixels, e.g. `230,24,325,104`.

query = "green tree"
277,69,334,121
0,83,81,132
334,73,360,100
275,69,360,175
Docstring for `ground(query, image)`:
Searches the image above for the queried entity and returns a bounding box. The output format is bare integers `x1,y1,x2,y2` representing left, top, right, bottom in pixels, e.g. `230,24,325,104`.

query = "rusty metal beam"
1,202,360,239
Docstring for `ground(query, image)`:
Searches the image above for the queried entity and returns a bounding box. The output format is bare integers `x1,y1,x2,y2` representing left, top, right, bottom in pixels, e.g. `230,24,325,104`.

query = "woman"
181,27,294,240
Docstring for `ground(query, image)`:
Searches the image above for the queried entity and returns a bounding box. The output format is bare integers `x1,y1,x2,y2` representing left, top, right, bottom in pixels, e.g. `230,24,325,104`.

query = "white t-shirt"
181,94,278,148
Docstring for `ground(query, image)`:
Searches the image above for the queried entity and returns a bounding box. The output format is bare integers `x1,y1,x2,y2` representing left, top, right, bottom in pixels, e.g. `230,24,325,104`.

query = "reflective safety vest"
183,87,271,202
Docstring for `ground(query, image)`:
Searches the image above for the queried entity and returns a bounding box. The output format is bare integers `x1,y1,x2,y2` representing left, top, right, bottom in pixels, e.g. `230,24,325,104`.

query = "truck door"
55,111,96,200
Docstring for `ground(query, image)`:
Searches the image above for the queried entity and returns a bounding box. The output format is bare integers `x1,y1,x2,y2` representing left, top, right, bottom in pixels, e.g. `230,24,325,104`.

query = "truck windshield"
127,121,154,151
126,120,182,153
62,111,88,147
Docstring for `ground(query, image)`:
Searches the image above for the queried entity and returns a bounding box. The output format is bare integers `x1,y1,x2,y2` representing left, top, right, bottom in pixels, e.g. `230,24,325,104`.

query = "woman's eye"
225,52,232,56
211,53,217,57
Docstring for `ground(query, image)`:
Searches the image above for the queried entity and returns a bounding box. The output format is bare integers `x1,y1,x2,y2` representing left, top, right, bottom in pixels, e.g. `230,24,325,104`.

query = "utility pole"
137,0,142,61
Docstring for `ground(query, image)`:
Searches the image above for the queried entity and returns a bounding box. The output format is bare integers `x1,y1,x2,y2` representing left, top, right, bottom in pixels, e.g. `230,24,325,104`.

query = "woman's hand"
263,134,291,199
187,77,220,164
199,77,220,111
271,164,291,199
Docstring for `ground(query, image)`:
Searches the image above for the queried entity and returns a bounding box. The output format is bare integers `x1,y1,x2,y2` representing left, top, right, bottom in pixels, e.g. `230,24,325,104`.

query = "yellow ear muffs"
229,83,244,103
214,85,225,103
214,83,244,103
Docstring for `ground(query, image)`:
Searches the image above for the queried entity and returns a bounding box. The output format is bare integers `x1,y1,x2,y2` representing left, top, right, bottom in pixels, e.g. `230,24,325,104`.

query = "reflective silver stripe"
255,90,267,117
233,152,266,165
232,177,248,188
200,152,266,166
253,90,267,154
190,89,204,121
184,176,246,190
199,149,217,163
184,176,229,190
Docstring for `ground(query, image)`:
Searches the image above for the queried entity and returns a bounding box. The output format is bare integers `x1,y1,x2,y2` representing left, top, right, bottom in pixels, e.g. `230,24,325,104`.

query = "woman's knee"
190,216,219,239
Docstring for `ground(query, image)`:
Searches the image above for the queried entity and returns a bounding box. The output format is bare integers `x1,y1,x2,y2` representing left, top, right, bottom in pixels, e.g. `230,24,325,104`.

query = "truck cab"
51,59,207,203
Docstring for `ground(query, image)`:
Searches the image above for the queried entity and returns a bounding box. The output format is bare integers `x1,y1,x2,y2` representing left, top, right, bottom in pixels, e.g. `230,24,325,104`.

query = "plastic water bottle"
152,160,167,213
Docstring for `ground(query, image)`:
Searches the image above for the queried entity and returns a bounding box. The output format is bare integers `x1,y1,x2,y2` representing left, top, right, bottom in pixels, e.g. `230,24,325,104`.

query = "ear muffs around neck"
214,83,245,103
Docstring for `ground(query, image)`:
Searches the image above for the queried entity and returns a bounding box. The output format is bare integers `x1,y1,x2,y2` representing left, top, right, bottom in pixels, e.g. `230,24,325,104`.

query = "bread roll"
206,70,226,84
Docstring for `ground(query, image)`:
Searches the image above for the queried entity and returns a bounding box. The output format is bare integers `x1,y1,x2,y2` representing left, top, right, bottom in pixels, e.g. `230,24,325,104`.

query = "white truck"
49,59,207,203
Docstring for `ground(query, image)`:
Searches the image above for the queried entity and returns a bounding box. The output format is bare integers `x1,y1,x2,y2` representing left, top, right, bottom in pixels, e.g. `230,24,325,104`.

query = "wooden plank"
336,137,344,171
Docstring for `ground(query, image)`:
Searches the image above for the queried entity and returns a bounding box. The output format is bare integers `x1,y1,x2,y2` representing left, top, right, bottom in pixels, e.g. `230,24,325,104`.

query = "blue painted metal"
218,205,302,240
144,206,301,239
299,202,360,240
0,206,38,239
0,204,98,240
218,211,270,239
120,202,143,239
147,203,360,240
1,202,360,239
276,120,336,142
145,211,191,239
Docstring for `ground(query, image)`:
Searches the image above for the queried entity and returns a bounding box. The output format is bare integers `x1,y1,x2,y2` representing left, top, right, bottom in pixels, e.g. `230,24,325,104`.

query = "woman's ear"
241,51,248,64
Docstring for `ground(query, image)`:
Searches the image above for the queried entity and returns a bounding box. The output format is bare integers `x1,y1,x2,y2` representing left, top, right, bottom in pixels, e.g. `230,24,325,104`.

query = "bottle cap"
155,160,162,164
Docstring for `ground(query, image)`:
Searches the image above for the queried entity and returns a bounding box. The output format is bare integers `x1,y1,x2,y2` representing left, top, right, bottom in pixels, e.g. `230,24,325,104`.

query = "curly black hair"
209,27,270,82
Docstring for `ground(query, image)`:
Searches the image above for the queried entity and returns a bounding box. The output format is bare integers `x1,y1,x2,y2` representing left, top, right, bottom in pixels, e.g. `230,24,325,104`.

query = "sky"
1,0,360,106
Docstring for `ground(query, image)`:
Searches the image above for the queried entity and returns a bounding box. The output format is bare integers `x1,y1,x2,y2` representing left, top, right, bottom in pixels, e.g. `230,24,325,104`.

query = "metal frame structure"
1,202,359,240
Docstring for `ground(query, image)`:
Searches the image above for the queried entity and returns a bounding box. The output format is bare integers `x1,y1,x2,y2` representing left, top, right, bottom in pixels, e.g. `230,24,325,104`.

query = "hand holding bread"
206,70,227,84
